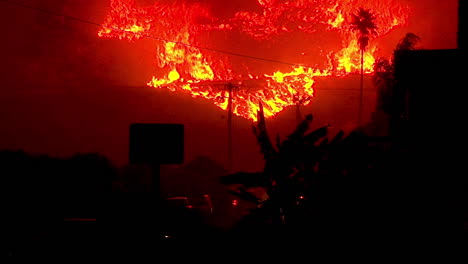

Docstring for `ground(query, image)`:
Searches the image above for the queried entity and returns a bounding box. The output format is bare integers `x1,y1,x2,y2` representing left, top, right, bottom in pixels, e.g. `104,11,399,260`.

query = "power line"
0,0,370,78
0,0,310,68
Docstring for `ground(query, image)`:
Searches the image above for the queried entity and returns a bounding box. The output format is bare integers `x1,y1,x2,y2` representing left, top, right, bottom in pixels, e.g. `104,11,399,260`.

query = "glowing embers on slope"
149,67,330,121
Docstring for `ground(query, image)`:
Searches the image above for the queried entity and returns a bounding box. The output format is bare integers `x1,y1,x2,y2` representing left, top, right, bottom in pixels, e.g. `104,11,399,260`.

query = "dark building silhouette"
392,0,465,143
459,0,467,50
393,49,462,143
389,0,466,245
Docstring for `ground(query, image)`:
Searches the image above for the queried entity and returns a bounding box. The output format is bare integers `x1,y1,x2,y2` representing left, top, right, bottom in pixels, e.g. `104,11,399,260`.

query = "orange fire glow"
99,0,411,121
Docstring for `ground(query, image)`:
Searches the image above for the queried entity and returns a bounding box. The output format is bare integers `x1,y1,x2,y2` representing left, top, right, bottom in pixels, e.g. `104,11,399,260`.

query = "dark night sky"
0,0,459,172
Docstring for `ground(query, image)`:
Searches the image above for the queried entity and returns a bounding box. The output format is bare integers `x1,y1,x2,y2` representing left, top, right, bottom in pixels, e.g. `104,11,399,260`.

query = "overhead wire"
0,0,316,69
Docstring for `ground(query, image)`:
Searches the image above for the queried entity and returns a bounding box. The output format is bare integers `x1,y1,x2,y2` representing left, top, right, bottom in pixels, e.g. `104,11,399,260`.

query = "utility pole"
294,94,309,126
162,79,264,171
296,103,302,126
226,83,234,172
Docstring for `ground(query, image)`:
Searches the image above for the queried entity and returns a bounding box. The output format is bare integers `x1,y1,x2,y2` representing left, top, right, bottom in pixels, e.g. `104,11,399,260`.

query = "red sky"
0,0,459,172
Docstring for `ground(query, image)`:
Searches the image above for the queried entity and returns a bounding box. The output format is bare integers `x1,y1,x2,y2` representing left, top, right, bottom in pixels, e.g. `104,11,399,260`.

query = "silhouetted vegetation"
221,104,401,243
396,33,422,51
373,33,421,118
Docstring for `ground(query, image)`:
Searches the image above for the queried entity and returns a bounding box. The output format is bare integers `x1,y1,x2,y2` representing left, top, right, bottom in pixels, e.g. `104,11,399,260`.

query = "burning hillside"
98,0,410,121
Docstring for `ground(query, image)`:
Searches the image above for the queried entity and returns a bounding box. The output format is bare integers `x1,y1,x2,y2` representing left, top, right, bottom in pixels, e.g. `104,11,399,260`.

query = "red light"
299,196,305,199
187,205,193,209
232,199,238,206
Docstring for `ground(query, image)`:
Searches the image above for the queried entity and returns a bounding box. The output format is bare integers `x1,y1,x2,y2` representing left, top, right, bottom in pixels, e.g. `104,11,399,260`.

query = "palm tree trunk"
358,48,364,127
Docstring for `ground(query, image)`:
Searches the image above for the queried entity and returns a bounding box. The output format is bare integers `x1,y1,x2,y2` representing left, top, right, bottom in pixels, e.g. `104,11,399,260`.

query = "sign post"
129,123,184,196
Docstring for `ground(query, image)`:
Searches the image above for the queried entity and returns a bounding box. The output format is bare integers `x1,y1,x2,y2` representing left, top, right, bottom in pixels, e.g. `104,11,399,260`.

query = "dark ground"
4,192,465,258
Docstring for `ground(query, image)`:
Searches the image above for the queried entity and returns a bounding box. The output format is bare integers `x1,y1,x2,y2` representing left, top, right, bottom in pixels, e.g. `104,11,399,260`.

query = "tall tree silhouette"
350,7,377,127
373,33,421,117
396,33,421,51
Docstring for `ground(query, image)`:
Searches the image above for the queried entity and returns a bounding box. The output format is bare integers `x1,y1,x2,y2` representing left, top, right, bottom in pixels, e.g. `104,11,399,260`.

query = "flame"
148,69,180,88
328,13,345,28
336,38,377,73
327,3,345,28
99,0,411,121
148,66,329,121
158,41,215,81
98,0,152,40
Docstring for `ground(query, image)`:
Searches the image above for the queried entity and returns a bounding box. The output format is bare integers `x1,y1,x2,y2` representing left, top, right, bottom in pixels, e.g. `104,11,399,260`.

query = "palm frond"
253,102,277,161
303,126,328,145
287,114,313,141
350,7,378,51
330,130,345,145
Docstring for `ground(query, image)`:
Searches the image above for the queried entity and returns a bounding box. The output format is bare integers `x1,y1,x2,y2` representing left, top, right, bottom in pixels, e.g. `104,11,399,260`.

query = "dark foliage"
396,33,422,51
373,33,421,115
221,109,388,235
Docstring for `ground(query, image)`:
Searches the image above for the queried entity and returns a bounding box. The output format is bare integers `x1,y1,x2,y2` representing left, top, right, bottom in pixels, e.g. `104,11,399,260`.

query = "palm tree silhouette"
350,7,377,127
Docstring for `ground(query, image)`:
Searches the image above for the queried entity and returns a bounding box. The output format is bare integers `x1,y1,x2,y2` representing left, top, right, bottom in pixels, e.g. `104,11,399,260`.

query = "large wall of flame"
96,0,460,121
